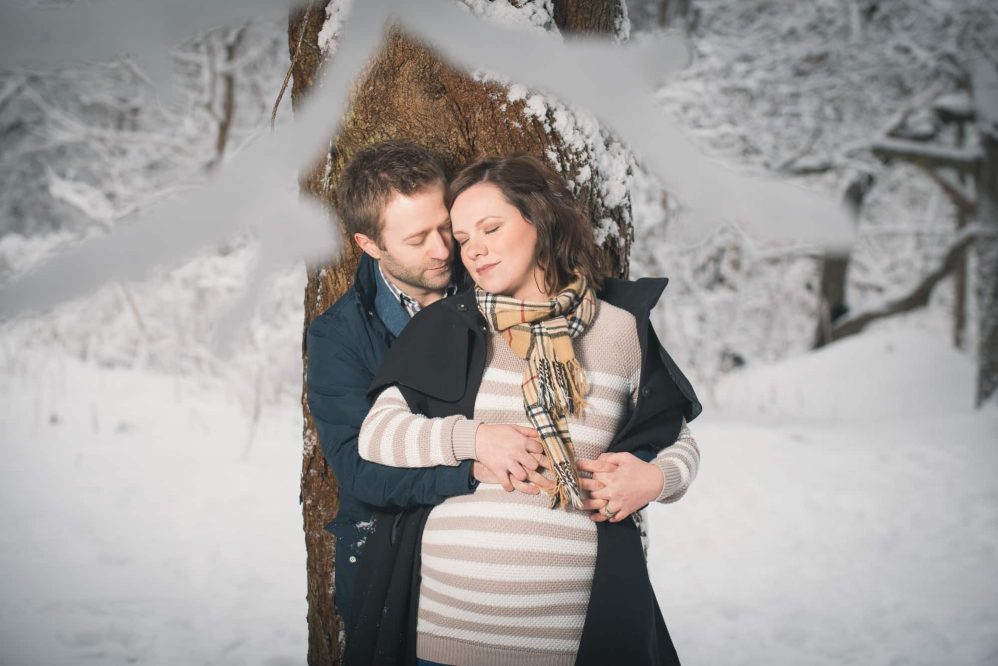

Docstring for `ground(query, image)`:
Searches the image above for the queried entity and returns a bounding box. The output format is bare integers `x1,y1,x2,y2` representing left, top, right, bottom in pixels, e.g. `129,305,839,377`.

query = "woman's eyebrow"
454,215,502,236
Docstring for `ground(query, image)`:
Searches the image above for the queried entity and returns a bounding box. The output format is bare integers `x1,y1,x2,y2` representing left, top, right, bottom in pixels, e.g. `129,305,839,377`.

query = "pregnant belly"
416,486,597,652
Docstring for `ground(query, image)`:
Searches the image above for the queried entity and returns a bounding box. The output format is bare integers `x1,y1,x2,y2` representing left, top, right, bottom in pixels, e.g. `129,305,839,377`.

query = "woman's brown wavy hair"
446,154,605,296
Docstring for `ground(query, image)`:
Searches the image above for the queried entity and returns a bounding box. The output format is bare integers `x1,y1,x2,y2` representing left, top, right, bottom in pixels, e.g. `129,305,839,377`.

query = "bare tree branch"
272,1,317,131
914,163,976,214
208,25,248,169
870,137,981,173
828,225,981,342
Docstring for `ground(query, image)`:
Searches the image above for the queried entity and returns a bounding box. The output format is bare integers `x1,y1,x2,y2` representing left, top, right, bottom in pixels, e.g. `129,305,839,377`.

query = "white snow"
457,0,558,34
2,289,995,664
648,402,998,665
933,92,974,119
318,0,355,56
650,325,998,665
0,351,308,665
713,327,977,423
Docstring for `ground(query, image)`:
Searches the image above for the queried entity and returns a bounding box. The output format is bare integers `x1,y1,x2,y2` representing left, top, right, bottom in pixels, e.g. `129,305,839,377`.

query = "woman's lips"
476,262,499,275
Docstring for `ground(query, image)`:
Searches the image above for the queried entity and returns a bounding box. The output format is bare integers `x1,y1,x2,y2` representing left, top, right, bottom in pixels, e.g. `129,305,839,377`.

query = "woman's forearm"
651,419,700,503
358,386,482,468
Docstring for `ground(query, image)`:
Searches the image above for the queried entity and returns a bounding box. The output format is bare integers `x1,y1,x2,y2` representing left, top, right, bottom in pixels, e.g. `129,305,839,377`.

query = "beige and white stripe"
356,299,700,665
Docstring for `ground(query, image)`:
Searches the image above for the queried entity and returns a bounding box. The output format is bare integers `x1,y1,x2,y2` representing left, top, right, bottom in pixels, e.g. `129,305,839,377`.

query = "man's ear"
354,233,383,260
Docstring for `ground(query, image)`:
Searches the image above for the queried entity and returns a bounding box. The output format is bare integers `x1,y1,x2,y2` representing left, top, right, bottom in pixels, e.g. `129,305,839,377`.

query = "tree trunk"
289,6,350,666
967,55,998,408
291,2,634,663
657,0,691,29
974,110,998,407
551,0,626,34
813,254,849,348
813,171,871,349
952,120,970,350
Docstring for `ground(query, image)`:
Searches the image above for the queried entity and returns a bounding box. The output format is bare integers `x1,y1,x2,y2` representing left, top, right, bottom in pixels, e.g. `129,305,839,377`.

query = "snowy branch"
829,224,982,341
870,138,981,174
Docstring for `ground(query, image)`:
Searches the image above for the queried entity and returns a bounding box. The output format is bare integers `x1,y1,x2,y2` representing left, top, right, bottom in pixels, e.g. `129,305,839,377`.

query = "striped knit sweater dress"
358,298,700,666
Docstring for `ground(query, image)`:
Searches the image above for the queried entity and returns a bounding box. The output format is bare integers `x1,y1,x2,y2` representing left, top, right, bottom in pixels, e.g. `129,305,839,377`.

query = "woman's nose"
464,237,486,260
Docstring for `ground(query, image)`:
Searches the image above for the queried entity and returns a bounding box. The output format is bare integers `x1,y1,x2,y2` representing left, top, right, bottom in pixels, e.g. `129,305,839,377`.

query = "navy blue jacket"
305,254,478,625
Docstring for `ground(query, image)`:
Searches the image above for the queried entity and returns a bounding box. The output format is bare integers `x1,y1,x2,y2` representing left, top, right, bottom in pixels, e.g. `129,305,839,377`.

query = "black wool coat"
344,277,702,666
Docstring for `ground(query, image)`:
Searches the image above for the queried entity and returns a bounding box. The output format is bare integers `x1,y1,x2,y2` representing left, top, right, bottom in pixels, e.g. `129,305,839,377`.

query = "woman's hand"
577,452,665,523
475,424,548,492
472,452,554,494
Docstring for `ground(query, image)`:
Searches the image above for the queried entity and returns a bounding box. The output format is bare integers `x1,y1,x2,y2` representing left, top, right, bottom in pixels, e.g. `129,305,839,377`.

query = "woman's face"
450,183,548,301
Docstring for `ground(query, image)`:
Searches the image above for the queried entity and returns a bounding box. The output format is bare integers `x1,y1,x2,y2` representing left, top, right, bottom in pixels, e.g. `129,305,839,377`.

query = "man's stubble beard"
379,252,452,295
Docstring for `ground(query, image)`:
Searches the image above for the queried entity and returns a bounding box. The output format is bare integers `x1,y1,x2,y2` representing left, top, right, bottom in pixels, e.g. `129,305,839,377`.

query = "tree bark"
971,56,998,406
291,2,633,663
551,0,625,35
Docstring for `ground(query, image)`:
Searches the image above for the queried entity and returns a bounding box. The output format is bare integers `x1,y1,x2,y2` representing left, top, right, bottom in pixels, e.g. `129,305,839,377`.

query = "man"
305,140,546,629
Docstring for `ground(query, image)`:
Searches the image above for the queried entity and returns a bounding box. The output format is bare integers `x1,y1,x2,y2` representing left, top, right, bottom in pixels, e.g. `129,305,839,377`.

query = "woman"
348,155,702,666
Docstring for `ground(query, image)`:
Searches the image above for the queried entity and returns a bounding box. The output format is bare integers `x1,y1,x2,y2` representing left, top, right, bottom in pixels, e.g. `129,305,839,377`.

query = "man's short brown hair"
336,140,447,245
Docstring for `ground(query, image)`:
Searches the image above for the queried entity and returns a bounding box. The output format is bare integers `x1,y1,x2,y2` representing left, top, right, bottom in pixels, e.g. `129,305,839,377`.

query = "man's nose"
427,230,451,261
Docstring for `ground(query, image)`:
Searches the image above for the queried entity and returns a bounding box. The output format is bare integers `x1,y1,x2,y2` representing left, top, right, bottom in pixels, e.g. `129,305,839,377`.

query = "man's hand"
577,452,665,522
474,424,545,492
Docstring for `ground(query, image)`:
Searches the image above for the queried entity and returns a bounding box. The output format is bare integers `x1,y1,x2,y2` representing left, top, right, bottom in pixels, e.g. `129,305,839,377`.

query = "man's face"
355,184,454,298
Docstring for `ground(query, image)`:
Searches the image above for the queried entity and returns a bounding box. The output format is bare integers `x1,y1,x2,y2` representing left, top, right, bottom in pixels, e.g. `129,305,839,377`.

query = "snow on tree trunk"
291,2,633,662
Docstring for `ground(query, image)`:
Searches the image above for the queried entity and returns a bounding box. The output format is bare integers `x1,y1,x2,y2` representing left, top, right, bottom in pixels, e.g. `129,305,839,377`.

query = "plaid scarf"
476,276,598,510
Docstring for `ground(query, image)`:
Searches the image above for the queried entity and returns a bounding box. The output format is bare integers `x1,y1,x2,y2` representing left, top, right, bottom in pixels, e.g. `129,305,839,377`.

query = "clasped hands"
472,423,665,523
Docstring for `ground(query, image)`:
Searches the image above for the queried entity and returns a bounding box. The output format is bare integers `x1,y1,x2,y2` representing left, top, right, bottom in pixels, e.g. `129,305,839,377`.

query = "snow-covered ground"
0,349,308,665
2,300,996,665
650,327,998,665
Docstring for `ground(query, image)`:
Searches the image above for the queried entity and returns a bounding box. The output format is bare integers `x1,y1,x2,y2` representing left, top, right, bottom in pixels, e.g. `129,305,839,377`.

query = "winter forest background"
1,0,997,664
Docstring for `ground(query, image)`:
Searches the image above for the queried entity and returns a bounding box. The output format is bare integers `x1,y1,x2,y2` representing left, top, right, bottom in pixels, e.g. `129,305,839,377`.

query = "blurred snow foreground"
0,0,852,325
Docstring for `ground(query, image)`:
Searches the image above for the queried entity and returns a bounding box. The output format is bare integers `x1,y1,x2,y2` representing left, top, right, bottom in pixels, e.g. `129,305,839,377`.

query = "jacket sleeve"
306,316,477,509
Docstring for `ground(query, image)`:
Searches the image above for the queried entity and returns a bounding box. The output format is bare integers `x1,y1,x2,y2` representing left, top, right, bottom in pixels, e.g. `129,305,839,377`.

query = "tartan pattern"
475,277,598,510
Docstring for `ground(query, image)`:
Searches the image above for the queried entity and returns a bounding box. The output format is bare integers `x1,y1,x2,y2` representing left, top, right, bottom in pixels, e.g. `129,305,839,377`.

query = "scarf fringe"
564,357,588,416
535,358,588,417
542,458,586,511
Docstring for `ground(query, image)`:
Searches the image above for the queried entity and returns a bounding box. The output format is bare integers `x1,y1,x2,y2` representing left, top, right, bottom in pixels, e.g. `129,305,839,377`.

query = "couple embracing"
306,140,702,666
